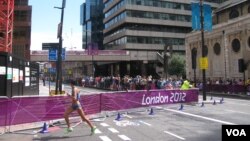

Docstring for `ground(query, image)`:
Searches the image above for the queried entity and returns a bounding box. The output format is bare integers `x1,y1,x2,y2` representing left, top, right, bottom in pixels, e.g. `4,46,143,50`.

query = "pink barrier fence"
0,89,198,127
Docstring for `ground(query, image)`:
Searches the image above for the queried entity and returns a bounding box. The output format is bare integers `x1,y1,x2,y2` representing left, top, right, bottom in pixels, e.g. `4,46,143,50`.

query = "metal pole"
200,0,206,101
55,0,66,94
194,69,196,87
49,69,51,94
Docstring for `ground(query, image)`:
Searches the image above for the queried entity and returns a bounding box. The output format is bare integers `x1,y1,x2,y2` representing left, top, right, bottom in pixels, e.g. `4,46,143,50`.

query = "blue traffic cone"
39,122,49,133
149,108,154,115
201,102,205,107
179,104,184,110
219,99,223,104
115,113,122,121
213,100,216,105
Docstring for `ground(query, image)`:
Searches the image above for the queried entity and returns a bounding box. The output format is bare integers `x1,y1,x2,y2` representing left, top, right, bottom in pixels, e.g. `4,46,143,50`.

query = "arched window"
229,9,239,19
213,43,221,55
232,39,241,53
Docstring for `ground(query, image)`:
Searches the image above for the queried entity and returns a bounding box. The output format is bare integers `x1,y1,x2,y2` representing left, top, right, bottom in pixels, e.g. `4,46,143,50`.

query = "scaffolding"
0,0,14,53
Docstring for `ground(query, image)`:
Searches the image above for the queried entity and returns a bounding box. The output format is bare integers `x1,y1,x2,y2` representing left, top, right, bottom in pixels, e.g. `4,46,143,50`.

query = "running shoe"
91,126,97,135
66,127,73,133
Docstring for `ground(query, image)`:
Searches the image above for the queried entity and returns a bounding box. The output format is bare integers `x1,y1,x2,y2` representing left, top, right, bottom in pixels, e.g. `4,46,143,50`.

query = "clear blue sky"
29,0,84,50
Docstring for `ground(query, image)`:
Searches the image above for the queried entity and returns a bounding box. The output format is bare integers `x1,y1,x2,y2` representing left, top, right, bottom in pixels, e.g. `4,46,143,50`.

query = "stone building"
185,0,250,82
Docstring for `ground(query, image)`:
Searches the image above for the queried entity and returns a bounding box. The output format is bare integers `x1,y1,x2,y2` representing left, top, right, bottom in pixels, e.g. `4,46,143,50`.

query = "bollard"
149,108,154,115
115,113,122,121
179,104,184,110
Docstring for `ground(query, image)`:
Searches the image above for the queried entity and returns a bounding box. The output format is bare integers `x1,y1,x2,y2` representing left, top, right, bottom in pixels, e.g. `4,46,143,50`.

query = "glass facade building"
81,0,104,50
103,0,221,52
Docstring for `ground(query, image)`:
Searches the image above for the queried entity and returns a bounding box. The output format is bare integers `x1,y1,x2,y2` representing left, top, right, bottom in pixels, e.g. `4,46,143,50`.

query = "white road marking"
118,135,131,140
72,121,82,128
99,136,112,141
164,108,235,125
95,129,102,134
139,121,152,126
123,114,132,119
108,128,119,133
100,123,110,127
164,131,185,140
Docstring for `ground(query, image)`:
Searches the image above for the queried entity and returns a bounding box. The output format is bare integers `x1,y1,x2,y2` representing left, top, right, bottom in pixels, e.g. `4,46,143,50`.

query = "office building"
81,0,104,50
102,0,224,77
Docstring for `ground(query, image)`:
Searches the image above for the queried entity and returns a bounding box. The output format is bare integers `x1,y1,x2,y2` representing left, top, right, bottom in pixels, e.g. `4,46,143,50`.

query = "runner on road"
64,80,96,134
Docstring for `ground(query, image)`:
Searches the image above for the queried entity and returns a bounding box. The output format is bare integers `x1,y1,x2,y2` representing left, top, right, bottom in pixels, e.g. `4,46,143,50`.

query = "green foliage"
168,54,186,77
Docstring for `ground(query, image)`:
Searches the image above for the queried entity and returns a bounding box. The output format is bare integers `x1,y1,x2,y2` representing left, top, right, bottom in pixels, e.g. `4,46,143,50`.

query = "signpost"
191,0,212,101
48,48,65,61
42,43,59,50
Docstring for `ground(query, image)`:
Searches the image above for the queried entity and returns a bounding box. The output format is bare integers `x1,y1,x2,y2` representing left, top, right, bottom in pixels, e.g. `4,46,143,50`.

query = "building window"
231,39,241,53
229,9,239,19
213,43,221,55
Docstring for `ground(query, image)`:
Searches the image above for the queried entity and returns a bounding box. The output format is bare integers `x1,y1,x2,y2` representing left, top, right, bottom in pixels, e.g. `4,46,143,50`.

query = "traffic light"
238,59,245,73
191,48,197,69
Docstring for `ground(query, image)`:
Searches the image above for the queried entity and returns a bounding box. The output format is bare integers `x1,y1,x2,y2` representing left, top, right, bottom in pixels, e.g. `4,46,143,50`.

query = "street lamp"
54,0,66,94
200,0,207,101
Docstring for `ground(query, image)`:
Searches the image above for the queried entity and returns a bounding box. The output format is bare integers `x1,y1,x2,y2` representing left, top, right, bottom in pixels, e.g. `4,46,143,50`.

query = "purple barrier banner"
101,89,199,111
0,94,101,126
1,89,198,127
206,84,246,93
0,97,10,126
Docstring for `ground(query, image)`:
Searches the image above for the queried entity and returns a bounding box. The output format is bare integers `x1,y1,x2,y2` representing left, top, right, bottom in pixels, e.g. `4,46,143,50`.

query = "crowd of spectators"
72,76,250,93
75,75,185,91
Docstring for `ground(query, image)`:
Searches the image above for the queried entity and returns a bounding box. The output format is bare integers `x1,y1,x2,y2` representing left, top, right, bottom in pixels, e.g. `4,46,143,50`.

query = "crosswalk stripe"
100,123,109,127
164,131,185,140
139,120,152,126
95,129,102,134
99,136,112,141
118,135,131,140
108,128,119,133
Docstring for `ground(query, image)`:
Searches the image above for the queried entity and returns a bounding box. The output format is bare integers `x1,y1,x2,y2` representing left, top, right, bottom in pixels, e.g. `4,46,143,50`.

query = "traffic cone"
149,108,154,115
115,113,122,121
219,99,223,104
213,100,216,105
221,97,224,102
210,96,213,100
179,104,184,110
39,122,49,133
201,102,205,107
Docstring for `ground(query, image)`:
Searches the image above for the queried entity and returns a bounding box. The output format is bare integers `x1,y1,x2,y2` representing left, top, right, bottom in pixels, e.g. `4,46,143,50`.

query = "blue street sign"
49,48,57,61
62,48,66,60
48,48,65,61
49,68,56,73
204,4,212,32
192,3,201,30
191,3,212,32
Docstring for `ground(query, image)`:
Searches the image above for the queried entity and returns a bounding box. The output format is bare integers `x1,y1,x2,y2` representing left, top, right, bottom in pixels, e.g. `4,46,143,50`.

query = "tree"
168,54,186,77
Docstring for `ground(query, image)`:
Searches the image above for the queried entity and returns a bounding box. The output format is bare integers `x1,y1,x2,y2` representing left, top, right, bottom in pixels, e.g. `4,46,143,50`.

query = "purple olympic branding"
142,92,186,105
